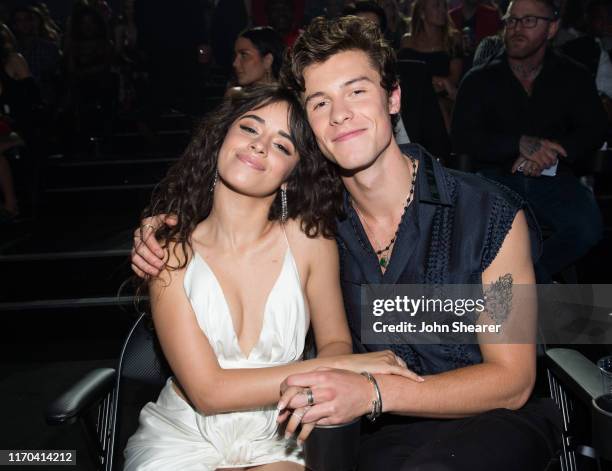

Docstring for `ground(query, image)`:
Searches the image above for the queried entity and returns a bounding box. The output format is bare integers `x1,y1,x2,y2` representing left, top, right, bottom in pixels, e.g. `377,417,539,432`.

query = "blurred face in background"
233,36,273,86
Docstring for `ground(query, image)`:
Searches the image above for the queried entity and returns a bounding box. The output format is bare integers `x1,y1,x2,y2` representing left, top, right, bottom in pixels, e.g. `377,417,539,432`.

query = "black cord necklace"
353,157,418,269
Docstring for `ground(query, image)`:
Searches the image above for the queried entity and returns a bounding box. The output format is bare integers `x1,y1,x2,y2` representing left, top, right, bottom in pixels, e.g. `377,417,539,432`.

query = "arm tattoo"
520,136,541,158
483,273,513,324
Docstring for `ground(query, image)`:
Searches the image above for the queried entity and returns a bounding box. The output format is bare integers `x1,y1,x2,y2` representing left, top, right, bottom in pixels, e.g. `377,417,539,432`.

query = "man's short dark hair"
282,15,398,97
343,1,388,33
509,0,560,18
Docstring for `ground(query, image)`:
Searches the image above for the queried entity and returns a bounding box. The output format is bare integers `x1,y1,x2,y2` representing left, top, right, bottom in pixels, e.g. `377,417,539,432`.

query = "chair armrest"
46,368,116,425
546,348,602,405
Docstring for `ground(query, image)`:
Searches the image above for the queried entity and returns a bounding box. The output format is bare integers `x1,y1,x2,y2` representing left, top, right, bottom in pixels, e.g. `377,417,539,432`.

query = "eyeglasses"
502,15,555,29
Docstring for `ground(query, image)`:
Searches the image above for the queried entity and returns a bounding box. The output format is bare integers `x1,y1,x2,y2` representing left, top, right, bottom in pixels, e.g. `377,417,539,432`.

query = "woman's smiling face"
217,100,299,197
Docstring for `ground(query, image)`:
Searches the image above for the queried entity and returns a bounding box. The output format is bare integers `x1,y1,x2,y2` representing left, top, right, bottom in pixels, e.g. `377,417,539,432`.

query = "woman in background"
0,23,34,219
231,26,285,89
399,0,463,131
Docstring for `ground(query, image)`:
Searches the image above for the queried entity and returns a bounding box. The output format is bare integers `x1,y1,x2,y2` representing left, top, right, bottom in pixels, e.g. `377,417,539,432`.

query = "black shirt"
451,49,607,174
336,144,540,375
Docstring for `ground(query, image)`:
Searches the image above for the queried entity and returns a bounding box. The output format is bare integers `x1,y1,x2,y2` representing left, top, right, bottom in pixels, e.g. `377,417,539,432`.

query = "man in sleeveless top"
277,15,559,470
132,15,560,470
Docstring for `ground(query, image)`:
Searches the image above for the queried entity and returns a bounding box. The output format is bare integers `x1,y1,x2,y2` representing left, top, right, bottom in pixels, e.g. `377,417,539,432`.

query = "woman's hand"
334,350,424,381
282,405,315,445
131,214,177,278
276,384,316,444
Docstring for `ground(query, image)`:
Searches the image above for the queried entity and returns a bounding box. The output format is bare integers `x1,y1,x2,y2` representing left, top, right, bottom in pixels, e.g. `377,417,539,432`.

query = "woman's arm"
151,238,413,416
301,229,352,358
448,33,464,88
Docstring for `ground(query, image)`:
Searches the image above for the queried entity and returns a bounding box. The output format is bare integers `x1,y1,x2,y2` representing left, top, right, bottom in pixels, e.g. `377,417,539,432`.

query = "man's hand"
519,136,566,169
277,368,373,440
511,156,544,177
131,214,178,278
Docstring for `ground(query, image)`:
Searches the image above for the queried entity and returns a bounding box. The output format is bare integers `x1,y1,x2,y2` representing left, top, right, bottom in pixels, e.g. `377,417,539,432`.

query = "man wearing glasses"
452,0,606,283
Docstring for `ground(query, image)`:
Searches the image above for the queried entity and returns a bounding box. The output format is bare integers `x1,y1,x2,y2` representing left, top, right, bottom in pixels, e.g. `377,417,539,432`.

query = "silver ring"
142,223,156,233
292,409,306,421
305,387,314,406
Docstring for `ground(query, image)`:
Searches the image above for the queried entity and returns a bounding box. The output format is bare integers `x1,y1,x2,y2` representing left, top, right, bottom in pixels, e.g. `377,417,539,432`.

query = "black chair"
546,348,612,471
46,313,171,470
47,313,611,471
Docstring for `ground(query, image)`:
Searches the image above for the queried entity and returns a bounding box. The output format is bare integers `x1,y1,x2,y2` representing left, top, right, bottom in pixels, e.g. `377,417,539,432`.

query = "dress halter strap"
280,222,291,250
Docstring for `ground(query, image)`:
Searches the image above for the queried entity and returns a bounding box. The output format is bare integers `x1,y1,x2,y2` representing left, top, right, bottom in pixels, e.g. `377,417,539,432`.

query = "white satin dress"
124,239,309,470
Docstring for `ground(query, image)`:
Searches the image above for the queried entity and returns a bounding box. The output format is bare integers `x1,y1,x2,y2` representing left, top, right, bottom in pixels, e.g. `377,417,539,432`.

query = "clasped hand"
276,351,424,444
513,136,567,177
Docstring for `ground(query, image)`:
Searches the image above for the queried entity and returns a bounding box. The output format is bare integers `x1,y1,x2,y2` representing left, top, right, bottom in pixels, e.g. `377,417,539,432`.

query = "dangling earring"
280,187,288,222
210,169,218,193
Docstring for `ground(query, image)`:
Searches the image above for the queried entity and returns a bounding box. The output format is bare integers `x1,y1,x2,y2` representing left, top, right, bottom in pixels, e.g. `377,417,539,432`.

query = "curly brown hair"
282,15,398,97
142,84,343,270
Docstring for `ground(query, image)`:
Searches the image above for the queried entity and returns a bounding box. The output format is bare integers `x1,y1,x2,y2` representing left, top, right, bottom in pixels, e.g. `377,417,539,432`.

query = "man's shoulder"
462,53,505,83
405,143,525,209
548,48,593,79
444,167,526,210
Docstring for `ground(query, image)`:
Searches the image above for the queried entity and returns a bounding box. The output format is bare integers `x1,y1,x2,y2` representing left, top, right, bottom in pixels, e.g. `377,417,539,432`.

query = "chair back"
107,312,171,470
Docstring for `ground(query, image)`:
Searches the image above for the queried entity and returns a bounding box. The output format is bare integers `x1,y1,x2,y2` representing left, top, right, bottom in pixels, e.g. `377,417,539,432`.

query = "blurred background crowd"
0,0,610,226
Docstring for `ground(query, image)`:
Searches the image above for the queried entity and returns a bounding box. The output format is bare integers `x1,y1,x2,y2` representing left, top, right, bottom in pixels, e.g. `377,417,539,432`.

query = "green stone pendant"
379,257,388,268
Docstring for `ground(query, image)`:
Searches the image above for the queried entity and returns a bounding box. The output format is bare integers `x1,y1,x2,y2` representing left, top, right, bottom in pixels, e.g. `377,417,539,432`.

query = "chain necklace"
352,157,418,269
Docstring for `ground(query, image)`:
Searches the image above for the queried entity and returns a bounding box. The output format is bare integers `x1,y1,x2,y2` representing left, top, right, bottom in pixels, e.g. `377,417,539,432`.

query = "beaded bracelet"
361,371,382,422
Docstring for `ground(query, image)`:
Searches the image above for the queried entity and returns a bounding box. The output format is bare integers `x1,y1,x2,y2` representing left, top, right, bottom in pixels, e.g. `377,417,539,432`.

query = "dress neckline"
192,248,290,360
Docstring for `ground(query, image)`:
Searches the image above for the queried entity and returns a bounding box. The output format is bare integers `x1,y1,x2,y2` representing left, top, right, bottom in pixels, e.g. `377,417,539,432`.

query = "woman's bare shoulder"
149,238,194,289
283,219,338,259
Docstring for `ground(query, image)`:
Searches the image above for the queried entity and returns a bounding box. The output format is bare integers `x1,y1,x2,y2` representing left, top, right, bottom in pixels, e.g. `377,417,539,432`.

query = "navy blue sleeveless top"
336,143,541,375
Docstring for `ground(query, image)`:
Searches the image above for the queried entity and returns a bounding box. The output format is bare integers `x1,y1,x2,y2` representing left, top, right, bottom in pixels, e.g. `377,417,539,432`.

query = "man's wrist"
360,371,383,422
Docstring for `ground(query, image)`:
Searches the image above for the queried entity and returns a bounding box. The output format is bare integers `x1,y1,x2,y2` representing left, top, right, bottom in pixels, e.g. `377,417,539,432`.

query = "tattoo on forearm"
483,273,513,324
520,137,541,158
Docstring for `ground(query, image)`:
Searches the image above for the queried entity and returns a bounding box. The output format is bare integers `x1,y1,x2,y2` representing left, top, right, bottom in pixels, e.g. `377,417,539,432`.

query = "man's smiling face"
302,49,400,173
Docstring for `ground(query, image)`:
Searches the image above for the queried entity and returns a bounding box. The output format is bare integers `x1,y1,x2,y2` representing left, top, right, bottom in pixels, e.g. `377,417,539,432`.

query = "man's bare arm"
378,210,536,417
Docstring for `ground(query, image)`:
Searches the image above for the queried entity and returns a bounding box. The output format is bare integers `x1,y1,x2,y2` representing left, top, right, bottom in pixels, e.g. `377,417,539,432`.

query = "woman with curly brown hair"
124,85,418,470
